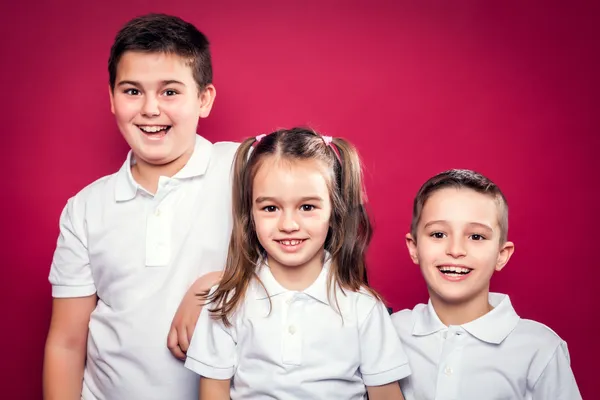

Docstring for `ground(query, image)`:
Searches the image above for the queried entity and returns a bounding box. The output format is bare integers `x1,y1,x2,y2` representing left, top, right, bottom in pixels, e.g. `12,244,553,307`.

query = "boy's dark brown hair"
206,127,380,326
108,13,212,91
411,169,509,243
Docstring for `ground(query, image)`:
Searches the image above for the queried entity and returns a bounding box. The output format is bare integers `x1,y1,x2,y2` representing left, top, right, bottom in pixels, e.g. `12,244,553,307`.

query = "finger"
167,327,187,360
167,325,177,349
179,324,190,354
172,345,186,361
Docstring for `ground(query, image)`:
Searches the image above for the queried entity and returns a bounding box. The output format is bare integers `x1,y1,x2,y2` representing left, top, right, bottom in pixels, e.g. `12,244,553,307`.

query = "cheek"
113,99,138,120
469,244,499,266
306,214,331,237
163,97,200,121
252,213,274,240
416,241,443,263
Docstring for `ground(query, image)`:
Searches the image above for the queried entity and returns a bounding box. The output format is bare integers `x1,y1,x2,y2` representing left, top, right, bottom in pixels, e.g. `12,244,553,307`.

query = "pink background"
2,1,597,398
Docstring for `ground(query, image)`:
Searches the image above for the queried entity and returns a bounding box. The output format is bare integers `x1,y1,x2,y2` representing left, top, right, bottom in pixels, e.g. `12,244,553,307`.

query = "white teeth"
439,266,471,273
139,125,169,133
280,240,303,246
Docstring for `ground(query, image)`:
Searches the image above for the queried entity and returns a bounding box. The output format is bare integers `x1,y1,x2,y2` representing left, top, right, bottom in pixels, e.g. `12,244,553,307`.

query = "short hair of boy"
108,13,213,91
410,169,509,243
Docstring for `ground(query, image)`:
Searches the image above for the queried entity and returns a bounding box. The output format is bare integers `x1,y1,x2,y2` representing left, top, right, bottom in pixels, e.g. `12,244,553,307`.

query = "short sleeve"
358,299,412,386
185,289,237,380
533,341,582,400
48,198,96,298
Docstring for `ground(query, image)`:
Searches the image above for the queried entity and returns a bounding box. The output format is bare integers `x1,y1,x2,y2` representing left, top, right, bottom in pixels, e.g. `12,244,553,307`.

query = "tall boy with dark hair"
43,14,237,399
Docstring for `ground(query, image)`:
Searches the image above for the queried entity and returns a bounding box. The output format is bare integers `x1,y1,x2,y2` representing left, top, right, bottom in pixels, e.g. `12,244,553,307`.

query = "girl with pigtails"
184,128,411,399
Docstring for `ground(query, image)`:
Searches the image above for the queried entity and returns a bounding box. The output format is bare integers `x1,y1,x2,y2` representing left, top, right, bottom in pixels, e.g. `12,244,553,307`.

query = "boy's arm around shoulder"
44,197,97,399
532,339,582,400
168,140,239,359
168,271,223,360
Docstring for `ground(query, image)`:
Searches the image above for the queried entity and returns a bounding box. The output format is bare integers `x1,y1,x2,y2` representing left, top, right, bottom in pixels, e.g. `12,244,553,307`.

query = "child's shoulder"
66,171,121,208
512,317,567,349
343,287,392,320
212,140,240,153
352,286,384,305
210,140,240,164
390,303,427,335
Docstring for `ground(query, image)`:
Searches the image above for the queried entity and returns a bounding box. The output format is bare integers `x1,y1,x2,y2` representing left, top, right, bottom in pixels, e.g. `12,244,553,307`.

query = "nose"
446,237,467,258
278,210,299,233
141,95,160,117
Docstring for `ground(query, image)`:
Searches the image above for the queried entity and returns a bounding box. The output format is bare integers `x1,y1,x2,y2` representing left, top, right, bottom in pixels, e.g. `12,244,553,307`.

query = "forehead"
116,51,195,84
252,157,330,198
420,187,501,226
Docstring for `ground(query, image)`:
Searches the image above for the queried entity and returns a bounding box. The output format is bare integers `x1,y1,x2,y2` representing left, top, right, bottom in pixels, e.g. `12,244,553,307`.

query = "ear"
406,233,419,265
495,241,515,272
108,85,116,115
198,84,216,118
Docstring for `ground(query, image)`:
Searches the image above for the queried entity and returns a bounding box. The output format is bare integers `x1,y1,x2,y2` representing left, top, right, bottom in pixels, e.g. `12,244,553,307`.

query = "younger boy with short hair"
43,14,238,399
392,169,581,399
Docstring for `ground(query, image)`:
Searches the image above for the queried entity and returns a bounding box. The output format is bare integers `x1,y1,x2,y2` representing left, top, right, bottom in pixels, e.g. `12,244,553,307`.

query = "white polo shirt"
392,293,582,400
49,135,238,400
185,256,411,399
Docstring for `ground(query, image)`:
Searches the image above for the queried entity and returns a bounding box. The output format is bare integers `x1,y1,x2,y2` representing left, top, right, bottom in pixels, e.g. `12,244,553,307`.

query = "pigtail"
328,138,380,300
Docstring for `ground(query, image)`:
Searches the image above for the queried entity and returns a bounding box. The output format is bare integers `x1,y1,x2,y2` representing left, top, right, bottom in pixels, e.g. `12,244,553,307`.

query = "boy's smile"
137,124,171,139
406,187,514,310
109,51,215,180
436,264,473,281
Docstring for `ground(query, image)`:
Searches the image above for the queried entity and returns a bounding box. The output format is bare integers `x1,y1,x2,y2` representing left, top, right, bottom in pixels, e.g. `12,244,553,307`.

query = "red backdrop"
2,1,598,398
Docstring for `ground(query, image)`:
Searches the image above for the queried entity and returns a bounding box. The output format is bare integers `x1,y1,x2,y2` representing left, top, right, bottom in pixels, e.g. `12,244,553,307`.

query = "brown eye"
301,205,315,211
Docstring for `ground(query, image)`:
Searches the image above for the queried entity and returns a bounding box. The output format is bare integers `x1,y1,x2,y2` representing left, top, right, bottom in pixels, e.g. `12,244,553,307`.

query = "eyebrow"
423,220,493,233
116,80,186,87
255,196,324,204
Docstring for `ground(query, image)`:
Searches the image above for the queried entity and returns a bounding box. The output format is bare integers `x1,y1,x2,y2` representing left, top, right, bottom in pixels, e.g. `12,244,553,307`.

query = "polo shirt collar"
412,292,520,344
114,134,213,201
254,252,333,305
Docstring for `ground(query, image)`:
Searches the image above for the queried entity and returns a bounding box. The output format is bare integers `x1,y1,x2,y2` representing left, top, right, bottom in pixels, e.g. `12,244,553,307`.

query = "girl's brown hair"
204,127,380,326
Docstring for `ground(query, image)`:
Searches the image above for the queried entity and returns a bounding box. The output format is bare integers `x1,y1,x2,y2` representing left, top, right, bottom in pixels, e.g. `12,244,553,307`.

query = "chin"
430,285,482,305
270,254,311,268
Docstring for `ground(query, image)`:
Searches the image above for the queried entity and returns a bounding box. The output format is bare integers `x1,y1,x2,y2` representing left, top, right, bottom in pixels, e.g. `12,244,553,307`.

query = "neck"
430,288,493,326
131,149,193,194
267,250,325,291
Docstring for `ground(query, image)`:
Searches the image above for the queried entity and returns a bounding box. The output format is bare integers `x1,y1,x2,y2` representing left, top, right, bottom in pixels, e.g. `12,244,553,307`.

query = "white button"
442,331,448,339
155,209,161,216
288,325,297,335
444,366,453,376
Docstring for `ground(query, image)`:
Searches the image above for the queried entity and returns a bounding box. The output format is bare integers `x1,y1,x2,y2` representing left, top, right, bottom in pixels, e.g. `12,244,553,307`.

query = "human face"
109,51,215,169
252,157,332,278
406,188,514,305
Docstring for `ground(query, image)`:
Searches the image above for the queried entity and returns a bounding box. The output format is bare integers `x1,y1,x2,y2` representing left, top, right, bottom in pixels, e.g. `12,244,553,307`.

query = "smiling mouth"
437,265,473,277
137,125,171,136
276,239,306,246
